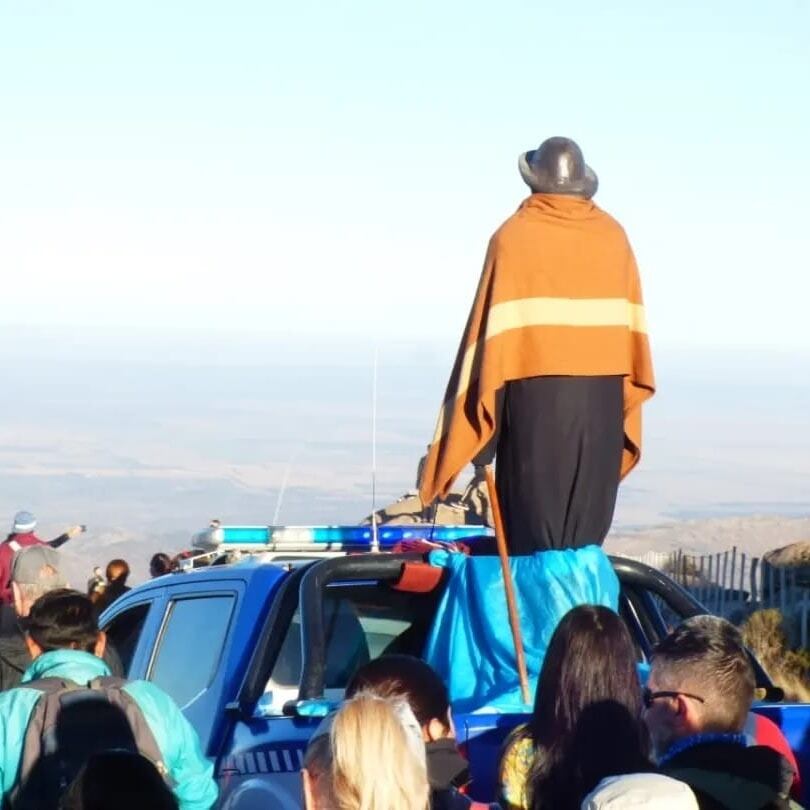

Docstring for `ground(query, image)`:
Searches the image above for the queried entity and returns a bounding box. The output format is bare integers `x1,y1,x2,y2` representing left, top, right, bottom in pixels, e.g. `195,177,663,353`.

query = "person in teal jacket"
0,589,217,810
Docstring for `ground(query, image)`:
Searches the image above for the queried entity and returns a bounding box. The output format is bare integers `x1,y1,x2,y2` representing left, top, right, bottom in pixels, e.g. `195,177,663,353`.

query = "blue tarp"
423,546,620,713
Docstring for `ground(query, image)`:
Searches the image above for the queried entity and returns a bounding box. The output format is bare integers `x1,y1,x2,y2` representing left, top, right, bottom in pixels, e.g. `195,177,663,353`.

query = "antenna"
371,346,379,552
273,450,297,525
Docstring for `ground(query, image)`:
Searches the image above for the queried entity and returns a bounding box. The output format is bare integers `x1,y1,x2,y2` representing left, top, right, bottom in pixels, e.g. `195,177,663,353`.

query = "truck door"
145,582,244,752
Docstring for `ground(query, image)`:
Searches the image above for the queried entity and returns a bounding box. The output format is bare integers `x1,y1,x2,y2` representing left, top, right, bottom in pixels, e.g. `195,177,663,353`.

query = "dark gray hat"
11,545,67,588
518,136,598,199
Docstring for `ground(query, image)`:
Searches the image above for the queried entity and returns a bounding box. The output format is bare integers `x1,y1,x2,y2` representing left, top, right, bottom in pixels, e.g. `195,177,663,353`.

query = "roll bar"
297,553,422,700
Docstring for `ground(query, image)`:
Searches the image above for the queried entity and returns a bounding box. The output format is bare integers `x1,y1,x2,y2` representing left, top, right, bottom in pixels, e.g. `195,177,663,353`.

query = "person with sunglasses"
644,615,801,809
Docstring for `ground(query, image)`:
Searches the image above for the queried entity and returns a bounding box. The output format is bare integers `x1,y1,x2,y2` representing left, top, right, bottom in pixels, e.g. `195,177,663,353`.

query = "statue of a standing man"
419,137,655,552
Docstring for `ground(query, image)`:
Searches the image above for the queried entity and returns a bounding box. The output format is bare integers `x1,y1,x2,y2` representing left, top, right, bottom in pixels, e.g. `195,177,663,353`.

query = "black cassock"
476,375,624,554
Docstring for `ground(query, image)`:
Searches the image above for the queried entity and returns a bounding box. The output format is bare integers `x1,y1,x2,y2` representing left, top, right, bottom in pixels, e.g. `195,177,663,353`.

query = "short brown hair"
651,615,755,732
346,655,450,728
106,559,130,584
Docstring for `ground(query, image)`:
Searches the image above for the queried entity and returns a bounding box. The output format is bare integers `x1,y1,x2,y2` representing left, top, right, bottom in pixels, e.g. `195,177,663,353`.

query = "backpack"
8,676,171,810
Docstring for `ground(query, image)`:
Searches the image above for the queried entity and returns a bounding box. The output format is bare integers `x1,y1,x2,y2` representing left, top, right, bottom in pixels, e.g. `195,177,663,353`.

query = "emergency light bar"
192,524,493,553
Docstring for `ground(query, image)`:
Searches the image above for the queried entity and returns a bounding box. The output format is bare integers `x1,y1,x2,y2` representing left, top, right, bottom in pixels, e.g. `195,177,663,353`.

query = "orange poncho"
419,194,655,504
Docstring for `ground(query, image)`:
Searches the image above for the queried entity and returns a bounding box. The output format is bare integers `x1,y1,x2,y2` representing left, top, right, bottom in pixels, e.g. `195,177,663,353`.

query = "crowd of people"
0,511,212,807
307,608,801,810
0,514,217,808
0,509,803,809
85,552,178,613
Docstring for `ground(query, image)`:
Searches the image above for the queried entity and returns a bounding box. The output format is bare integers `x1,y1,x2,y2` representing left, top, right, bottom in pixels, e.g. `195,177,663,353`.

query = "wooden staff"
484,465,531,706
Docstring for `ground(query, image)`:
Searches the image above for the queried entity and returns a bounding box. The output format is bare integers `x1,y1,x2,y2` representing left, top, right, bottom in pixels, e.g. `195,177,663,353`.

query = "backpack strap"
11,678,83,804
87,676,130,690
20,677,80,694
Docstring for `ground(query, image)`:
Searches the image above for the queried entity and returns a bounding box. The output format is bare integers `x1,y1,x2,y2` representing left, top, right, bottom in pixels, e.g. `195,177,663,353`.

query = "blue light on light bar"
217,525,493,547
218,526,272,544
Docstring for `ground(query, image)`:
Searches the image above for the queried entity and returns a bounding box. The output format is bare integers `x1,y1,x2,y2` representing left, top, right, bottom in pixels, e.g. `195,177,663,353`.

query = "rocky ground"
605,515,810,560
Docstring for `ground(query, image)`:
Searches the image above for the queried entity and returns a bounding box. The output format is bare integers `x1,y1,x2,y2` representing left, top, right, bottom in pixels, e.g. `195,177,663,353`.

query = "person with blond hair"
302,693,430,810
346,656,498,809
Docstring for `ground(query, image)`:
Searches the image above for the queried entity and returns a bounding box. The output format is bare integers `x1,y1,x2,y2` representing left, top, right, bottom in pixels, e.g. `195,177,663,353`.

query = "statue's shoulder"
592,203,632,241
488,208,533,253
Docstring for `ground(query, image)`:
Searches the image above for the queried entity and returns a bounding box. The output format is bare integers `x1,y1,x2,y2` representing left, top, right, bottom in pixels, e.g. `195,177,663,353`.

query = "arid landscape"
606,516,810,560
2,327,808,587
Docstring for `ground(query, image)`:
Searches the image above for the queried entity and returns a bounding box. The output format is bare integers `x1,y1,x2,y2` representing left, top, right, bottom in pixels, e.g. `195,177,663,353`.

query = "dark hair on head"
651,614,755,732
27,589,99,653
61,750,178,810
106,559,130,585
149,553,173,577
345,655,450,729
525,605,650,810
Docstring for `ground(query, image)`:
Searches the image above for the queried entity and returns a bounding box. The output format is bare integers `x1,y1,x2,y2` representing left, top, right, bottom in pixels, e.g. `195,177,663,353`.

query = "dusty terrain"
606,516,810,560
1,330,807,586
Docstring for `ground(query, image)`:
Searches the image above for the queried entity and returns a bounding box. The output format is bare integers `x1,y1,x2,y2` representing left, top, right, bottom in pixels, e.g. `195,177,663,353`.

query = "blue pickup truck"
99,525,810,809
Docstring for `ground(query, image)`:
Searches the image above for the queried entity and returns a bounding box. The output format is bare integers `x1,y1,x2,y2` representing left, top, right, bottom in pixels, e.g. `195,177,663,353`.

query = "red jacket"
0,531,71,605
746,710,802,800
0,533,48,604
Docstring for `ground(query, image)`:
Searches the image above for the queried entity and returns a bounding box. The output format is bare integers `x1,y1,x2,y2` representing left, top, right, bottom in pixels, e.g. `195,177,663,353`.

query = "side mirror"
282,698,338,718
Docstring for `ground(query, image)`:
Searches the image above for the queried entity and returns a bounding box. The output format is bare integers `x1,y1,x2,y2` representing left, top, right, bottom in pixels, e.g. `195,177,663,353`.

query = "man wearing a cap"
0,511,85,605
419,137,655,552
0,546,66,690
0,545,121,689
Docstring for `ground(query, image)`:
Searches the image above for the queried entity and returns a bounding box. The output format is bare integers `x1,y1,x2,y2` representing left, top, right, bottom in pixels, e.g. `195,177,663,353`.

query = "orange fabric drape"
419,194,655,504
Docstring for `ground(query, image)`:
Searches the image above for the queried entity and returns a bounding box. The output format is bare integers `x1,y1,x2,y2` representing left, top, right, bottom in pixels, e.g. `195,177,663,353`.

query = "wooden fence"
628,547,810,648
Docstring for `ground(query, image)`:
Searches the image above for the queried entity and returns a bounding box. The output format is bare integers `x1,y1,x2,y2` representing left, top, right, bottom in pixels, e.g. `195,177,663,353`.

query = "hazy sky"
2,0,808,351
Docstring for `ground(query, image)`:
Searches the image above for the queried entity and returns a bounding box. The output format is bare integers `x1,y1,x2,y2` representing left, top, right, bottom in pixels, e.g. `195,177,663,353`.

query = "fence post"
720,551,729,616
698,556,706,606
718,553,724,614
750,557,760,606
730,546,737,607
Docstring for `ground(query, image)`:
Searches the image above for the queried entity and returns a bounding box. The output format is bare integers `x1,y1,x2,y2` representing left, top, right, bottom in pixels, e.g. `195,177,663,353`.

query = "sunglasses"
642,687,705,709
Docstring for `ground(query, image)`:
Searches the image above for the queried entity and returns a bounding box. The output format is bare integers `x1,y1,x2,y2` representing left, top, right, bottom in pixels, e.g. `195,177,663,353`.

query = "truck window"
149,594,235,708
264,581,438,711
104,602,151,674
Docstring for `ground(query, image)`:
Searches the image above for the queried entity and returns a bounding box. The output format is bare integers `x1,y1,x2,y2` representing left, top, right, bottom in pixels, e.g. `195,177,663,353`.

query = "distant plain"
2,327,808,585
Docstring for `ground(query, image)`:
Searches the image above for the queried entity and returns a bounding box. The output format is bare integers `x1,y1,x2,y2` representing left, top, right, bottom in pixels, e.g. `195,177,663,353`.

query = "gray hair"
15,581,53,607
12,559,67,615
